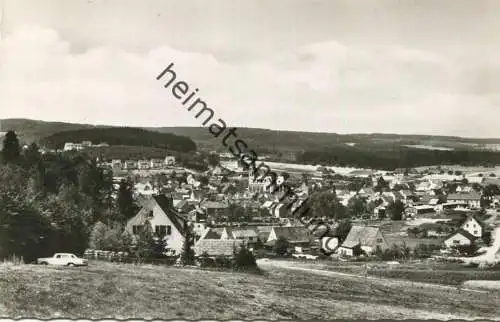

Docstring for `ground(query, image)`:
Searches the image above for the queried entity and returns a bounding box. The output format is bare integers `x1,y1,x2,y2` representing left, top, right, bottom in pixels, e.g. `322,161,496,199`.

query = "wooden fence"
83,249,178,265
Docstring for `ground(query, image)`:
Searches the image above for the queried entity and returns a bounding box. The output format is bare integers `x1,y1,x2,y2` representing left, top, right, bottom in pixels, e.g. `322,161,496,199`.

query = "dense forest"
0,131,143,262
297,146,500,170
39,127,197,152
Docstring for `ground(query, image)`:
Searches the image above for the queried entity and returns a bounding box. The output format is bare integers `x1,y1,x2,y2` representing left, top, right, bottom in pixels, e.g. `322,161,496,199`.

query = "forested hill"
39,127,197,152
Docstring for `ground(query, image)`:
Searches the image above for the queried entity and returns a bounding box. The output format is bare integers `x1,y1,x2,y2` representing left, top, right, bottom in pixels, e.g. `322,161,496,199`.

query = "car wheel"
41,262,48,265
67,263,75,267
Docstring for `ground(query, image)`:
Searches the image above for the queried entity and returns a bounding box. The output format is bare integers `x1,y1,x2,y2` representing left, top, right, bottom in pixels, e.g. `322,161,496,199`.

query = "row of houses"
110,156,176,170
63,141,109,151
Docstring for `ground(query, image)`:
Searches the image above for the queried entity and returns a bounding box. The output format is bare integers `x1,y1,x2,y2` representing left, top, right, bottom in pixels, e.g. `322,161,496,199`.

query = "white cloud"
0,25,498,137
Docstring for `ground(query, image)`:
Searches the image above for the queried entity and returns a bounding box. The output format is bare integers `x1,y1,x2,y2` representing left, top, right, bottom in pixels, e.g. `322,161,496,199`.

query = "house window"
474,230,478,235
466,224,469,228
453,240,460,244
166,225,172,235
132,225,142,235
377,238,383,243
155,225,167,236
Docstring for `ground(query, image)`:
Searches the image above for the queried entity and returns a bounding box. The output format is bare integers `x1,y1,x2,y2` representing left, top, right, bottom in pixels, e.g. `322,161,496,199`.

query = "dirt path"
257,259,489,293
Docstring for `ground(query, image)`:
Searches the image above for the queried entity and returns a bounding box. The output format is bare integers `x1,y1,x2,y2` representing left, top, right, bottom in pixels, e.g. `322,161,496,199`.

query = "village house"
338,225,389,257
256,226,273,243
138,160,151,170
220,227,259,243
194,238,243,257
150,158,164,169
200,200,229,220
125,195,187,256
444,230,477,248
460,215,483,238
123,160,138,170
446,192,482,209
405,205,436,217
63,142,84,151
164,156,176,166
134,182,157,196
111,159,123,169
266,226,313,247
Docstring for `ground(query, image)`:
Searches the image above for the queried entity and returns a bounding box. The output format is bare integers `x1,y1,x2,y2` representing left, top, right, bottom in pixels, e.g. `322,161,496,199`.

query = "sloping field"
0,261,499,320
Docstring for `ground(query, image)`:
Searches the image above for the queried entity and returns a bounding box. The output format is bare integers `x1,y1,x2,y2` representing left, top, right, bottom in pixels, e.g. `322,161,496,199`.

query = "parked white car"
37,253,88,267
292,253,318,260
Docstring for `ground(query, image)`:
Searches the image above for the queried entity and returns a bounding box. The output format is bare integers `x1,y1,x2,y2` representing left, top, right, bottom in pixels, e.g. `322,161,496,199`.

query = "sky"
0,0,499,137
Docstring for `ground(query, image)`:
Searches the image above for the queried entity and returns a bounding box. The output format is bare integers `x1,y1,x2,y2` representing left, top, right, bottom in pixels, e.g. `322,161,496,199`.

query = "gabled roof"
153,195,186,234
271,226,311,243
341,225,384,248
201,200,228,209
461,215,485,229
445,229,477,242
127,195,186,235
199,227,223,240
194,239,243,256
447,192,481,201
225,227,259,239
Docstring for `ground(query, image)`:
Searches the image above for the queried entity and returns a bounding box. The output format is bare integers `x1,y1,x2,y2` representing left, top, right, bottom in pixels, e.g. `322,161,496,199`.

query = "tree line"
39,127,197,152
297,146,500,170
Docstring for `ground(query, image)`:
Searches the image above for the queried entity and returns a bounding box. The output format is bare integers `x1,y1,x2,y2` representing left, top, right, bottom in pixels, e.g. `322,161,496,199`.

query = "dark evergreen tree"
1,131,21,164
133,220,155,262
274,236,289,256
389,200,405,221
180,221,195,265
117,179,137,223
233,244,259,272
335,220,352,244
23,142,42,169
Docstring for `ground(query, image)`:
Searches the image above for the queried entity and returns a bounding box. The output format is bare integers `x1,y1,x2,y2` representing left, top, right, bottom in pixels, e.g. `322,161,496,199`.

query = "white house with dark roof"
125,195,187,255
447,192,481,209
444,229,476,248
460,216,483,238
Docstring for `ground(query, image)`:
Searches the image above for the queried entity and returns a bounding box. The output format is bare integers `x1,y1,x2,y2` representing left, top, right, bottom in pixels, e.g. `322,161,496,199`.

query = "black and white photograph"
0,0,500,320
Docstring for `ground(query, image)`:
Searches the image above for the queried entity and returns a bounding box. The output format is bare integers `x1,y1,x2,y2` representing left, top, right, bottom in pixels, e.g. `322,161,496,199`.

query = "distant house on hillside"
150,158,164,169
338,226,389,257
111,159,123,169
124,160,138,170
138,160,151,170
125,195,187,256
164,156,176,166
63,142,84,151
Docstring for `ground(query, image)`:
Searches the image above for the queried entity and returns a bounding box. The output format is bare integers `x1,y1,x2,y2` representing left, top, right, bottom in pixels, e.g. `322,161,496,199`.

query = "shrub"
214,255,232,269
233,244,259,273
274,236,289,257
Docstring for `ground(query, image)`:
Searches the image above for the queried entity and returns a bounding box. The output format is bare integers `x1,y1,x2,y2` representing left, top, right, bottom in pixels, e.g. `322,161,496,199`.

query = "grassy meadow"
1,260,500,320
